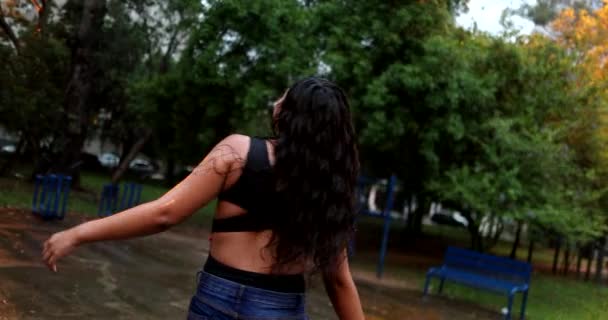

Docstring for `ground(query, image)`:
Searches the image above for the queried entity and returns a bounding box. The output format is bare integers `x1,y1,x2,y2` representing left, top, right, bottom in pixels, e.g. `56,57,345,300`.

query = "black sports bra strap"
212,136,273,233
212,211,269,232
246,137,270,171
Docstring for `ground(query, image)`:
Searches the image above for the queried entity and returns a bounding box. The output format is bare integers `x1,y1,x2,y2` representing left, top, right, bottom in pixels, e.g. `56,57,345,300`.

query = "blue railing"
32,174,72,220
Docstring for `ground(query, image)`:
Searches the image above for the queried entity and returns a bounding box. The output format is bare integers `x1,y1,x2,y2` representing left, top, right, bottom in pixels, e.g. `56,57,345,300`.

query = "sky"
456,0,537,35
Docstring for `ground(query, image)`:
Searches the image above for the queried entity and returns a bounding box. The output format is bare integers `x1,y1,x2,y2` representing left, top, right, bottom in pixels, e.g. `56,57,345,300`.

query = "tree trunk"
406,196,428,237
585,250,593,281
463,212,483,252
111,128,152,183
49,0,106,187
29,134,46,179
527,240,534,264
563,244,570,275
0,135,25,176
485,216,504,250
576,247,583,277
159,28,180,73
164,155,176,187
0,6,21,54
510,220,523,259
552,237,561,275
595,238,605,284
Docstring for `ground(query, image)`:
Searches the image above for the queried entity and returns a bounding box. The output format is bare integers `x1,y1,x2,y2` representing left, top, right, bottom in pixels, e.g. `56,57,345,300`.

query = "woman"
43,77,365,320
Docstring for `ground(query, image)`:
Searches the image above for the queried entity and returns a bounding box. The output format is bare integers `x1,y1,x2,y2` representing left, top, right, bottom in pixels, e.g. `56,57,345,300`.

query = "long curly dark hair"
270,77,359,274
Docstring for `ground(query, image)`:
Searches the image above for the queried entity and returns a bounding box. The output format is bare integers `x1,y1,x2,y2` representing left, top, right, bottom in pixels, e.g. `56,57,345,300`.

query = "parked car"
98,153,120,168
129,158,155,173
429,203,468,228
1,144,16,154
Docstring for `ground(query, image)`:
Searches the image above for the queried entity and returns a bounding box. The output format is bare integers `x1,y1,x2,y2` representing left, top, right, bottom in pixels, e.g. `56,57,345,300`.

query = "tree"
512,0,603,28
314,0,606,245
135,0,319,180
44,0,107,187
426,31,607,250
0,1,71,176
110,0,204,184
312,0,463,235
550,3,608,89
88,0,204,184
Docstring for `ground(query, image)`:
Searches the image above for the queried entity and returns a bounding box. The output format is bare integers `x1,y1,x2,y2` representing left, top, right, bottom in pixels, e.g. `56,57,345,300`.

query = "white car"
98,153,120,168
129,158,155,173
1,144,16,153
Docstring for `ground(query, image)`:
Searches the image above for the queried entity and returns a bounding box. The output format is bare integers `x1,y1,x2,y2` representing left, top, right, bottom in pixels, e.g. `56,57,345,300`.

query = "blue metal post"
39,175,49,217
58,175,71,219
51,175,63,218
520,290,528,320
119,183,130,211
98,185,108,217
97,185,106,217
439,277,446,293
127,183,136,207
133,184,142,206
505,293,515,320
44,175,58,219
99,184,119,216
59,176,70,219
32,175,43,215
423,274,432,295
111,184,119,212
31,174,71,220
376,175,397,278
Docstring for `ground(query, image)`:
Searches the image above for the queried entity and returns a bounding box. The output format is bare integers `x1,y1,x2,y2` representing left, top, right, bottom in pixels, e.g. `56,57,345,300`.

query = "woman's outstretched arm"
323,251,365,320
42,134,247,271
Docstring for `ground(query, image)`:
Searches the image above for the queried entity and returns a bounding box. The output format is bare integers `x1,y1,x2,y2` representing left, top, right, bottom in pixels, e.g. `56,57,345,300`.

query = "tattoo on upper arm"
192,144,245,176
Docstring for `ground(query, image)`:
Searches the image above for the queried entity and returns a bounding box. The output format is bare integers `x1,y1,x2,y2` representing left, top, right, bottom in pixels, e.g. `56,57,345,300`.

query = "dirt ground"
0,208,500,320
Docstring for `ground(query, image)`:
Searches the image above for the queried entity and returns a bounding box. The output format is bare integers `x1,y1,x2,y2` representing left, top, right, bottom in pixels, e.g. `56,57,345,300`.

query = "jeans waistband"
203,255,306,293
195,271,306,311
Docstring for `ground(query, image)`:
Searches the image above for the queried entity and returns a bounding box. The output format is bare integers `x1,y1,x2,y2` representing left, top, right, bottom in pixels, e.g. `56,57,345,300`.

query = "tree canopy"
1,0,607,246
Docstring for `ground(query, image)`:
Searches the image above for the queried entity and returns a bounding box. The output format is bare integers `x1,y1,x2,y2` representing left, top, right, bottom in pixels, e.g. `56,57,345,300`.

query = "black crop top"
213,137,276,232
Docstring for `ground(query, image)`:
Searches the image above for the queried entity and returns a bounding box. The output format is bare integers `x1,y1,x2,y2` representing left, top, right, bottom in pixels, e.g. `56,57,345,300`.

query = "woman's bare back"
208,135,306,275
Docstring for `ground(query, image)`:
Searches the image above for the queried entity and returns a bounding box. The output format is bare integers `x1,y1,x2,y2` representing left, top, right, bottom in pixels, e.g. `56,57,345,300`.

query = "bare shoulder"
220,134,250,154
193,134,250,176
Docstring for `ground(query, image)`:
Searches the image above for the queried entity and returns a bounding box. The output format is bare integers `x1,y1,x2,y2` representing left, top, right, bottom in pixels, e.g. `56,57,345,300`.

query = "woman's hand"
42,230,79,272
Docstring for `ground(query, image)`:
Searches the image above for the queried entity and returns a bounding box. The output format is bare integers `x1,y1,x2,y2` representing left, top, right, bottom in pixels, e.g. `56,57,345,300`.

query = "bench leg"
438,277,446,294
520,290,528,320
504,293,514,320
423,275,432,296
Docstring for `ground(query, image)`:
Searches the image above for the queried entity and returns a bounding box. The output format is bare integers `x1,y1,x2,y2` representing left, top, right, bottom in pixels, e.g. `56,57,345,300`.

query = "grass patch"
351,246,608,320
431,274,608,319
423,223,471,243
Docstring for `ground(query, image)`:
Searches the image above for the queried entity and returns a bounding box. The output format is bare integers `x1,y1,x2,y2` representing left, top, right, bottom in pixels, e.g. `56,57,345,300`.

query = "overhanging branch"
0,5,21,54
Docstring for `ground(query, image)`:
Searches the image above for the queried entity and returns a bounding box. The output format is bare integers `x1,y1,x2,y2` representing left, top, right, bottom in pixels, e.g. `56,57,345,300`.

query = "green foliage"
0,23,70,155
1,0,606,241
423,34,606,240
151,0,319,158
512,0,604,26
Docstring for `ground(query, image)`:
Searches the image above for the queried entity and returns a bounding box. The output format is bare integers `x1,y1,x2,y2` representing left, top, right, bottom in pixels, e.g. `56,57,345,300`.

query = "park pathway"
0,208,498,320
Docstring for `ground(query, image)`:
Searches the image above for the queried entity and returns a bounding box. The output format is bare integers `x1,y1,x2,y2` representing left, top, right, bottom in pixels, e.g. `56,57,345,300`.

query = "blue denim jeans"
187,271,308,320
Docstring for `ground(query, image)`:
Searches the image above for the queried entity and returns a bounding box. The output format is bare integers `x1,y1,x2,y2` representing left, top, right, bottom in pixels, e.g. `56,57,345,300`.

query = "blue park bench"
97,182,142,217
423,246,531,320
32,174,72,220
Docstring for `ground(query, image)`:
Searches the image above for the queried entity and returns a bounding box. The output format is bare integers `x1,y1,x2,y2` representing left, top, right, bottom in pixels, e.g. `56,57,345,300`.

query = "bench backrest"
443,246,532,284
32,174,72,219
